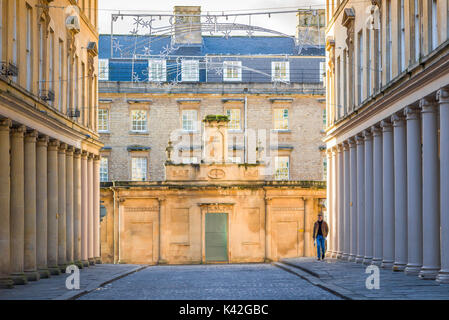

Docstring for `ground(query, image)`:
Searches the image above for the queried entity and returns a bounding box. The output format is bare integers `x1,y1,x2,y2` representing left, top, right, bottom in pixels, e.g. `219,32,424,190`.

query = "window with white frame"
182,157,198,164
319,61,325,83
431,0,438,50
223,61,242,81
274,108,289,130
226,109,241,130
228,156,242,164
98,108,109,132
131,110,147,132
274,156,290,180
26,5,32,91
100,157,108,182
99,59,109,81
357,30,364,104
148,59,166,82
182,60,199,81
131,157,147,181
399,0,406,72
182,109,198,132
272,61,290,82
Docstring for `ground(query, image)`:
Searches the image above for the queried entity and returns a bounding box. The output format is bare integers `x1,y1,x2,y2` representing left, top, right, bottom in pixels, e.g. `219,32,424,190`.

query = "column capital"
66,146,75,155
404,106,420,120
58,143,68,154
94,154,101,161
363,129,373,141
436,87,449,104
392,113,406,127
37,135,49,147
348,137,356,147
356,135,364,145
11,125,26,137
0,118,12,131
25,130,39,143
74,149,82,158
88,152,95,160
342,141,350,151
48,139,60,151
81,150,89,159
337,144,344,152
381,119,393,132
371,125,382,136
331,146,338,155
420,96,438,114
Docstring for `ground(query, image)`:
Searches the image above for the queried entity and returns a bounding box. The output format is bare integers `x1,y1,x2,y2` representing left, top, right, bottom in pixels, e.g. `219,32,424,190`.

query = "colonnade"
0,119,101,288
326,87,449,283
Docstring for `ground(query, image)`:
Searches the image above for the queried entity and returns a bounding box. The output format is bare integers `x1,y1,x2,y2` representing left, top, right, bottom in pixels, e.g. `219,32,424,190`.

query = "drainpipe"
244,92,248,163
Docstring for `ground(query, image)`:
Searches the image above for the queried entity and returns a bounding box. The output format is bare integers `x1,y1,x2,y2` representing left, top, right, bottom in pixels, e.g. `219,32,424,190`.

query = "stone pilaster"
10,125,27,284
73,149,83,268
0,119,13,288
93,155,101,264
331,148,338,258
342,141,350,260
437,88,449,283
363,129,374,265
24,130,40,281
404,106,423,275
36,136,50,278
66,146,75,266
355,135,365,263
47,139,61,275
81,151,89,267
87,154,95,265
392,114,407,271
326,149,333,256
419,97,440,279
58,143,67,272
336,144,344,259
381,120,394,269
348,138,357,262
372,125,383,266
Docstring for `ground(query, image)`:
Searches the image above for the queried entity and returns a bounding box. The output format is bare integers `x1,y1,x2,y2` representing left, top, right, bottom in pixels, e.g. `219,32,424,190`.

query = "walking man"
313,213,329,260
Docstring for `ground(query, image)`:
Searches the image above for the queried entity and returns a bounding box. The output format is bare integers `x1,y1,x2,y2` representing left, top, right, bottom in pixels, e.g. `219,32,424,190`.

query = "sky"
98,0,325,36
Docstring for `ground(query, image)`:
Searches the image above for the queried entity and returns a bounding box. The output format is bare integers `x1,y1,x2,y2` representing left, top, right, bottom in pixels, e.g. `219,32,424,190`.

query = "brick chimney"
173,6,202,45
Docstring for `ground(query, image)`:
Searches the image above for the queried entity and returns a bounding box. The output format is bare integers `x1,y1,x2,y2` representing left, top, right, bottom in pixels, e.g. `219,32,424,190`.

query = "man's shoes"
317,258,321,261
322,254,325,260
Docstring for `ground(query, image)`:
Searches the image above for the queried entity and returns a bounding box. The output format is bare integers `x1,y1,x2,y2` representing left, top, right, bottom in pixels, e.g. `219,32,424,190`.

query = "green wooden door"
205,213,228,262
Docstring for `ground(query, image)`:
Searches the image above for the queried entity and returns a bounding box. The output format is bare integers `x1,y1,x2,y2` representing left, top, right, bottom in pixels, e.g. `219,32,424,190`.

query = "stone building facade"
100,118,326,264
324,0,449,283
0,0,102,288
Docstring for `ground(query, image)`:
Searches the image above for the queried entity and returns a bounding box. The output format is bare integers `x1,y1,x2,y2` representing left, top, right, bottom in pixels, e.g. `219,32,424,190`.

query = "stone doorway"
205,213,229,263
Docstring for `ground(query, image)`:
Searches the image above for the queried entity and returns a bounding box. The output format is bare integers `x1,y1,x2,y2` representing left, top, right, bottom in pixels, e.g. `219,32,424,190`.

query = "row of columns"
0,119,101,288
326,87,449,283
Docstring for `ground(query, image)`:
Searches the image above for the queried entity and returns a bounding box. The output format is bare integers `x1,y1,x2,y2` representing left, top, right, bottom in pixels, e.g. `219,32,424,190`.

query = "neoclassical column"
355,135,365,263
419,97,440,279
348,138,357,262
73,149,83,268
47,139,61,275
36,136,50,278
81,151,89,267
404,106,423,275
437,88,449,283
392,113,408,271
331,147,338,258
336,145,344,259
93,155,101,264
381,120,395,269
66,146,74,266
326,149,333,256
0,119,13,288
342,141,351,260
87,153,95,265
363,129,374,265
24,130,40,281
10,125,27,284
58,143,67,272
372,125,383,266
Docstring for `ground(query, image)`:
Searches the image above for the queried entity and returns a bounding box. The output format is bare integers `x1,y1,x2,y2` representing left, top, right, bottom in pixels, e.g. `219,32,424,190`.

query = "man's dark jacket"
313,220,329,239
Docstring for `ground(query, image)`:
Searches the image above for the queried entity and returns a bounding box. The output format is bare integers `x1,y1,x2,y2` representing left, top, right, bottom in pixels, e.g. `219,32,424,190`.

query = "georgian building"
0,0,102,288
324,0,449,283
98,6,328,264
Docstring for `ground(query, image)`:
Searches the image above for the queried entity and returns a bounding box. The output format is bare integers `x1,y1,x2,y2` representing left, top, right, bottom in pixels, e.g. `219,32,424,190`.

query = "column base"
355,256,364,264
381,260,394,269
405,264,422,276
10,273,28,285
336,252,343,259
392,263,407,272
436,271,449,284
362,257,373,265
81,260,89,268
38,268,51,279
88,258,95,266
341,253,350,261
371,258,382,266
74,261,84,269
48,266,62,276
347,254,356,262
94,257,102,264
0,276,14,289
418,267,439,280
24,271,40,282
